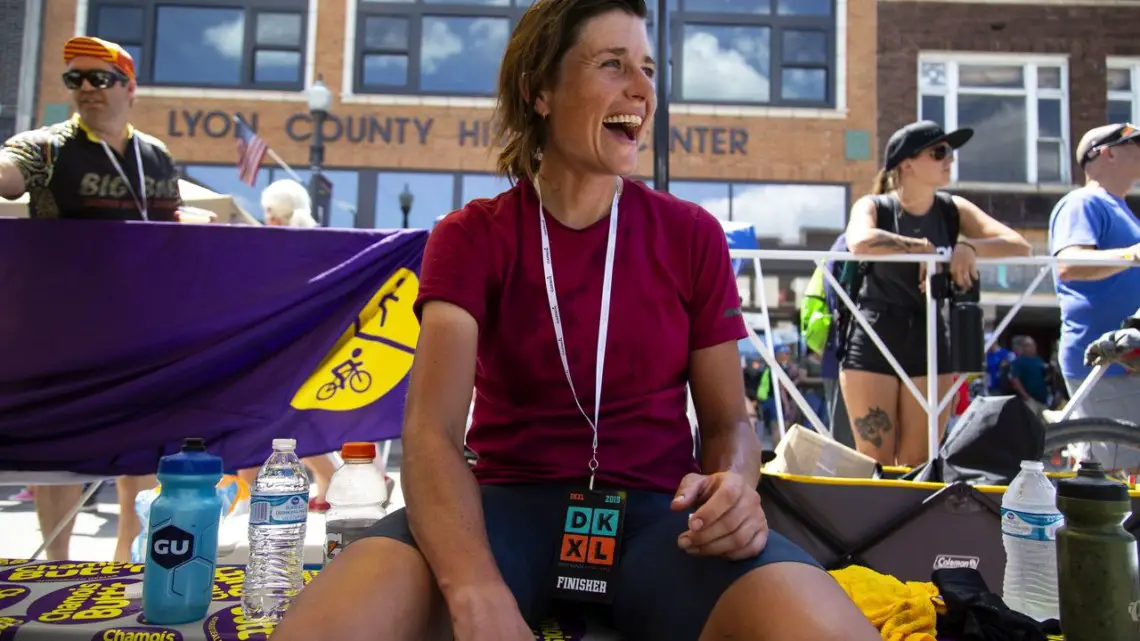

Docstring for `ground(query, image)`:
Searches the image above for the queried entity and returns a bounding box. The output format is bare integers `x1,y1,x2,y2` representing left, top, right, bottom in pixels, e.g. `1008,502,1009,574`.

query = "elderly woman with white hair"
261,178,318,228
239,178,338,510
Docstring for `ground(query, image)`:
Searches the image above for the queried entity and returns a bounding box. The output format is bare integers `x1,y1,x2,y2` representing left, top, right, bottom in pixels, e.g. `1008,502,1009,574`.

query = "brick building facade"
0,0,28,140
878,0,1140,230
32,0,877,276
878,0,1140,334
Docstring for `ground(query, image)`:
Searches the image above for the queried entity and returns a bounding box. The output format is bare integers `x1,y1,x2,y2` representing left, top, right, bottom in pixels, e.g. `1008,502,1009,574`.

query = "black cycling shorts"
841,305,952,378
365,483,821,641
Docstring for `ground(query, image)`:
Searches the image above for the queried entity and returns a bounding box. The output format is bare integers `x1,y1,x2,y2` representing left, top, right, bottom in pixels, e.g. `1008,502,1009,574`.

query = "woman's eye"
643,67,656,79
602,59,621,69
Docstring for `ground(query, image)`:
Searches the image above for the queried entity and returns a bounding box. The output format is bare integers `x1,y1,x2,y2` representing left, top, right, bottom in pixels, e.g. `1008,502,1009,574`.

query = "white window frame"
339,0,851,120
74,0,319,103
1107,57,1140,124
917,52,1071,186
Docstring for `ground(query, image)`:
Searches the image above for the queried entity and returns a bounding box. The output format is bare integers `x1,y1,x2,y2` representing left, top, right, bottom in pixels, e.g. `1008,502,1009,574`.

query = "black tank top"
858,193,958,311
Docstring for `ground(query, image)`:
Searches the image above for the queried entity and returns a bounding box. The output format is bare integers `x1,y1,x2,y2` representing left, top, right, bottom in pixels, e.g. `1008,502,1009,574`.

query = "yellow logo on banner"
290,268,420,411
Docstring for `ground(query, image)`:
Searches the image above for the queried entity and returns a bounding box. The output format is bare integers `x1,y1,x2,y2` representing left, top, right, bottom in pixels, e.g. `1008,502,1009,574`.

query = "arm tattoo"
853,406,893,448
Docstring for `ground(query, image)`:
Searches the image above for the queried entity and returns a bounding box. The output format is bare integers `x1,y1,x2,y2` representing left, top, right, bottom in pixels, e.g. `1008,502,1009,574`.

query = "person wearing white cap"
1048,123,1140,471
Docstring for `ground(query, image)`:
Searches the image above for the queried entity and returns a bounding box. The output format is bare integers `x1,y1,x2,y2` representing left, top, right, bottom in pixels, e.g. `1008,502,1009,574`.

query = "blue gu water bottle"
142,437,224,625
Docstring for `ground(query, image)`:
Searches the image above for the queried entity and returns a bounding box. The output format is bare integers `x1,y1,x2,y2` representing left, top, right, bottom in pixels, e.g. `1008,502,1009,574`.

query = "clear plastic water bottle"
243,438,310,622
1001,460,1062,621
323,442,388,566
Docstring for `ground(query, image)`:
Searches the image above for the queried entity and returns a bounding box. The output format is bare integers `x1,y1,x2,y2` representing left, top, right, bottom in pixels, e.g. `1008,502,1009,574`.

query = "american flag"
233,117,269,186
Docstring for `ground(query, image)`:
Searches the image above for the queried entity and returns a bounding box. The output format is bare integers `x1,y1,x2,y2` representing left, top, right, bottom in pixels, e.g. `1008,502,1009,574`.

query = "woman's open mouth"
602,114,643,144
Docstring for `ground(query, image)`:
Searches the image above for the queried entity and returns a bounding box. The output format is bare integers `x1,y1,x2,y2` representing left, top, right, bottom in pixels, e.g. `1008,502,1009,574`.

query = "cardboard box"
763,424,879,479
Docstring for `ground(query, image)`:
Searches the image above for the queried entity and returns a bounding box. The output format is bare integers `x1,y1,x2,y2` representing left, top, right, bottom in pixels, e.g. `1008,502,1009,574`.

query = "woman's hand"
672,472,769,560
948,241,980,290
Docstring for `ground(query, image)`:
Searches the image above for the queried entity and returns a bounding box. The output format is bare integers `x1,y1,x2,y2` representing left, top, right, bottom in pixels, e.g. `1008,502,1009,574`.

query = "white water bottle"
323,442,388,566
243,439,309,622
1001,460,1062,621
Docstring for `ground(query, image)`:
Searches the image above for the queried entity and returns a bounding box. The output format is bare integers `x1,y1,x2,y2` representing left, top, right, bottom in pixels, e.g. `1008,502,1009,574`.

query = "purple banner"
24,579,142,625
0,585,30,611
0,615,24,641
203,605,275,641
0,221,426,475
0,562,144,584
93,627,184,641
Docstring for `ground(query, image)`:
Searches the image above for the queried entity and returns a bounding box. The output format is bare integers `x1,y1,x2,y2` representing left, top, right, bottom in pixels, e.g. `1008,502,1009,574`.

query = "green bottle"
1055,461,1140,641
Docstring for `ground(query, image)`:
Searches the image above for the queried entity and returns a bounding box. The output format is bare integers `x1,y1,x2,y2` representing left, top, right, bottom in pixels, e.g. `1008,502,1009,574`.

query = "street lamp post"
306,76,333,227
652,0,670,192
399,183,414,229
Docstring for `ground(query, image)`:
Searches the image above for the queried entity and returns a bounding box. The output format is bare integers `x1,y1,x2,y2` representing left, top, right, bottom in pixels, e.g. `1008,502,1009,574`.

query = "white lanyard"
537,176,621,490
100,137,148,221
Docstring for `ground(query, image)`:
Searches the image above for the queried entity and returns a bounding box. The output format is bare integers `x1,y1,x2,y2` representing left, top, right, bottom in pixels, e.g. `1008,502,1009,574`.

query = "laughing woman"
272,0,880,640
840,121,1031,467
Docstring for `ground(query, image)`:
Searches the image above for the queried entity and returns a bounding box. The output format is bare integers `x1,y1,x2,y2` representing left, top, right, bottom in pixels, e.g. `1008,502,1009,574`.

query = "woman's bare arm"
401,301,505,606
689,341,764,488
845,196,933,255
952,196,1032,258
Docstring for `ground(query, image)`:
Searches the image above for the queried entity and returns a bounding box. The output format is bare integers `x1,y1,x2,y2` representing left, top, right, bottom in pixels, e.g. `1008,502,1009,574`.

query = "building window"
353,0,836,107
356,0,519,96
376,172,457,229
670,180,847,244
676,0,834,106
86,0,309,90
375,171,514,227
1107,59,1140,124
917,55,1070,185
182,165,359,228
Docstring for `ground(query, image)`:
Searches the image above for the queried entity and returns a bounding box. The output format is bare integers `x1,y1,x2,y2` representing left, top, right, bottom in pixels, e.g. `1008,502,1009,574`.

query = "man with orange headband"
0,36,182,220
0,37,184,563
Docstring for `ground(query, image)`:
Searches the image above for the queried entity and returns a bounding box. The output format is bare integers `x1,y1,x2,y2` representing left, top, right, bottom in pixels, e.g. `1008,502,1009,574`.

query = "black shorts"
366,483,820,641
841,305,952,378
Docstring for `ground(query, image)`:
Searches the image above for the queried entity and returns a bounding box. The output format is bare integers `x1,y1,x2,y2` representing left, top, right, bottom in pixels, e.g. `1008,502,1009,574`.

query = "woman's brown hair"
493,0,648,184
871,168,900,195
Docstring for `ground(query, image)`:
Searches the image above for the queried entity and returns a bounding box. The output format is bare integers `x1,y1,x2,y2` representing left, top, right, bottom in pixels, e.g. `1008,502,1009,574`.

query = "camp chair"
760,470,1140,595
761,472,1009,592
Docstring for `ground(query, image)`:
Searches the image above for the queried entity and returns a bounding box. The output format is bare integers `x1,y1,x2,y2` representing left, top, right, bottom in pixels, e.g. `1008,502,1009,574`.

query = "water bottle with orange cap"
323,442,389,566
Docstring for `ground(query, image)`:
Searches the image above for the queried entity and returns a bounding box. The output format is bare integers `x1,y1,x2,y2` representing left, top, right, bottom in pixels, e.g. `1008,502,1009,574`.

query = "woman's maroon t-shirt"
414,178,746,493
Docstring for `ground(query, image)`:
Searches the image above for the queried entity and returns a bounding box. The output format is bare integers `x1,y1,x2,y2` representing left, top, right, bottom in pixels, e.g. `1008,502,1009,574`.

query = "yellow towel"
830,565,946,641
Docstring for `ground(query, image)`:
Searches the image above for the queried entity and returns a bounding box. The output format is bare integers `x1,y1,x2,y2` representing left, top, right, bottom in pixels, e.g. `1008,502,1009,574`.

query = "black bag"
903,395,1046,486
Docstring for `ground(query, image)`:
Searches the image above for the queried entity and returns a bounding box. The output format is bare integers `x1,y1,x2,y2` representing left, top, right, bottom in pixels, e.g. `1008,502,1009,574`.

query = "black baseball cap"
883,120,974,171
1076,123,1140,167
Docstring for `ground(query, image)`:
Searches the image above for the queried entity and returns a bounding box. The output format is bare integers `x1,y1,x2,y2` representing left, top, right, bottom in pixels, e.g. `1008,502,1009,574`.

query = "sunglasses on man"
62,69,130,90
1080,124,1140,166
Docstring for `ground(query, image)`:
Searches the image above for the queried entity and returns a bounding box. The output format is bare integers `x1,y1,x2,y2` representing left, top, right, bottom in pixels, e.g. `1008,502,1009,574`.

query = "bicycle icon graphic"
316,347,374,401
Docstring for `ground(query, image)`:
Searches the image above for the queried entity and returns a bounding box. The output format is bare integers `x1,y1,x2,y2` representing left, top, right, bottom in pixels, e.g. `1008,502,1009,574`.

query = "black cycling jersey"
1,114,181,220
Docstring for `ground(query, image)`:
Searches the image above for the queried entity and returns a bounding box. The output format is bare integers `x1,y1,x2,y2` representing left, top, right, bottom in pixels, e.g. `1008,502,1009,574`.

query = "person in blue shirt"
1008,336,1050,415
984,336,1014,395
1049,122,1140,471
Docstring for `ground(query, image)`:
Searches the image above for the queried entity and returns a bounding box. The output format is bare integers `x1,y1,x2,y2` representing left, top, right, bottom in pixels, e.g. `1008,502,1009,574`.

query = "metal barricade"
729,250,1136,464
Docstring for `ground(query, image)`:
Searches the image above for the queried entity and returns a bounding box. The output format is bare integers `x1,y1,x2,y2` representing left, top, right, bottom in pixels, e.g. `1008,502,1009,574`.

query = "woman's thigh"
896,373,954,466
363,484,568,624
609,492,822,641
840,369,901,464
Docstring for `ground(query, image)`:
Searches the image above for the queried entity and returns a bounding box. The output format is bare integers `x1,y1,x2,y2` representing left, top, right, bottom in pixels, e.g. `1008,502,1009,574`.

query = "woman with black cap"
839,120,1031,466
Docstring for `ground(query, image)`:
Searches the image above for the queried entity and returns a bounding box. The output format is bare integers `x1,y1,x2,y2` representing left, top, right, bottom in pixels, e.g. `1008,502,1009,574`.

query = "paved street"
0,441,406,562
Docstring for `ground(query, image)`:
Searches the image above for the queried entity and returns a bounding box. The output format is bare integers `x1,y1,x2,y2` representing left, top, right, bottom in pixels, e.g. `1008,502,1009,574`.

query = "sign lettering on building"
164,110,748,156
